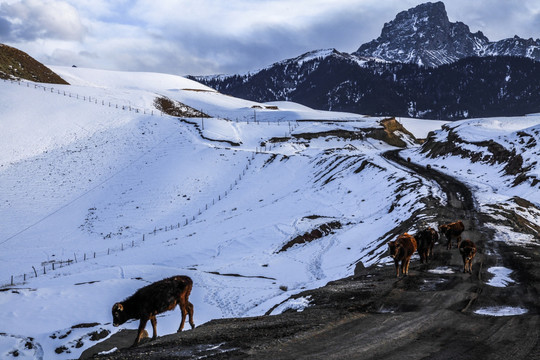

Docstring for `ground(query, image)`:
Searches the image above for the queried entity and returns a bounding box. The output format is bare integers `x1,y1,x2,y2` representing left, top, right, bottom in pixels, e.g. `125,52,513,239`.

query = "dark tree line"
192,56,540,120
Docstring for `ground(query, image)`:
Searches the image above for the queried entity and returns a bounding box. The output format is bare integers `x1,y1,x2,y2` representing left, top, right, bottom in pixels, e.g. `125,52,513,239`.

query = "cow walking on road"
388,233,417,277
439,220,465,250
415,226,439,263
459,240,477,273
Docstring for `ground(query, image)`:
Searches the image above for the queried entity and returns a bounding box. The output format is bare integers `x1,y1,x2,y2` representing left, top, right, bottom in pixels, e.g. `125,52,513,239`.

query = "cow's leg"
150,315,157,339
404,257,410,275
177,301,187,332
457,235,462,249
133,318,149,347
187,301,195,329
446,235,451,250
429,242,434,258
395,259,400,277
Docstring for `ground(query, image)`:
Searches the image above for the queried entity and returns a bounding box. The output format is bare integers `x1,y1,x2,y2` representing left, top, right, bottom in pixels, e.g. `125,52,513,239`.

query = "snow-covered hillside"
1,67,538,359
403,116,540,245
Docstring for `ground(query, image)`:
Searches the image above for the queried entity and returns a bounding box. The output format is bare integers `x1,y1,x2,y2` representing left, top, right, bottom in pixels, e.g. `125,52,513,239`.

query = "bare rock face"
353,1,540,67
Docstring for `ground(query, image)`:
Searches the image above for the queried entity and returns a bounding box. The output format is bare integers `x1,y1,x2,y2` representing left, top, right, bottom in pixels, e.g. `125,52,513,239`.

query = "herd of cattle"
388,220,478,277
111,220,478,347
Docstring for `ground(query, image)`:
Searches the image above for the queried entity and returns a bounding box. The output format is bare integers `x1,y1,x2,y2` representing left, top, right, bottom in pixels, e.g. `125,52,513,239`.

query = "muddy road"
86,150,540,359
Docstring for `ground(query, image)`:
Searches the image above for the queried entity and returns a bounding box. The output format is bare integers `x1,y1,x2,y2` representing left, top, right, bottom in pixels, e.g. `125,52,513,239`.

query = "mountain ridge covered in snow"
192,2,540,120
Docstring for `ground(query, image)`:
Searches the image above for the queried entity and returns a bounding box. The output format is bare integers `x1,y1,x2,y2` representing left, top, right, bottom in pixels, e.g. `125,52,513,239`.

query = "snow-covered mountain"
194,54,540,120
193,2,540,120
191,49,367,104
354,1,540,67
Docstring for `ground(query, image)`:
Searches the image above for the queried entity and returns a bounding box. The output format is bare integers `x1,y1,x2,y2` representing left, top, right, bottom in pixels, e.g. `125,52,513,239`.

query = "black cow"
112,275,195,346
459,239,477,273
415,226,439,263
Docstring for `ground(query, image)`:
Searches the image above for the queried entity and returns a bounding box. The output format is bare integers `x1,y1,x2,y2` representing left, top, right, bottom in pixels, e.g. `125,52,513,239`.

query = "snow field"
2,65,537,359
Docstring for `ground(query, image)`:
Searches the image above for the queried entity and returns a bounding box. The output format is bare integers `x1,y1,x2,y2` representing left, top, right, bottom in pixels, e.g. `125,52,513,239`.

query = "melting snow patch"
428,267,454,274
474,306,528,317
488,223,537,246
98,347,118,355
486,267,515,287
270,296,312,315
0,334,43,359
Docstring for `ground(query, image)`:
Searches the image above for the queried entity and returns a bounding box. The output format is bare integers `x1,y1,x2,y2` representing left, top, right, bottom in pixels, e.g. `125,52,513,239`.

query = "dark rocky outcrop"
0,43,69,84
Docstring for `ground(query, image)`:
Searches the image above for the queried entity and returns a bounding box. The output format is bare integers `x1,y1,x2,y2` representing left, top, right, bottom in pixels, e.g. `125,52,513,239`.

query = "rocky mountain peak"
354,1,490,67
383,1,449,36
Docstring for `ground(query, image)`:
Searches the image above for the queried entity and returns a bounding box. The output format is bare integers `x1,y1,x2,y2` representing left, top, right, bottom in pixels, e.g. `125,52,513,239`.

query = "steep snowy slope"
0,69,439,359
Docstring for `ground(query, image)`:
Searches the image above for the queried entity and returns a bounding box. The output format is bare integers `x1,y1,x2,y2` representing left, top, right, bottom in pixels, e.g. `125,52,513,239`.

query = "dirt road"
86,150,540,359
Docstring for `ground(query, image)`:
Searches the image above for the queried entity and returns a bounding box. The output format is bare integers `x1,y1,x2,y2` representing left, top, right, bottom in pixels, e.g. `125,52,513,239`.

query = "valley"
86,148,540,359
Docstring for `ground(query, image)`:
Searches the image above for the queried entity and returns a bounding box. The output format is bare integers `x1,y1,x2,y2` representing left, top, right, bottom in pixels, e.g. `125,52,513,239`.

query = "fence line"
2,78,157,116
1,77,301,288
3,150,265,288
1,78,304,127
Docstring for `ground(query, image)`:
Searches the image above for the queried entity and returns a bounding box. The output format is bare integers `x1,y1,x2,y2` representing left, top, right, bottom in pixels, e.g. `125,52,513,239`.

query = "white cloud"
0,0,86,41
2,0,540,75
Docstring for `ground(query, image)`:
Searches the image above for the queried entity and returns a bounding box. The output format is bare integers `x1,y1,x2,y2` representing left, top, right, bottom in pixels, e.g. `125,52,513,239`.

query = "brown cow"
439,220,465,250
415,226,439,263
388,233,417,277
459,239,477,273
112,275,195,346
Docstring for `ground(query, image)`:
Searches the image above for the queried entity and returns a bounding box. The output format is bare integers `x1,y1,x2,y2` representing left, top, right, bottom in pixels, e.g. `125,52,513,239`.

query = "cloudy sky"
1,0,540,76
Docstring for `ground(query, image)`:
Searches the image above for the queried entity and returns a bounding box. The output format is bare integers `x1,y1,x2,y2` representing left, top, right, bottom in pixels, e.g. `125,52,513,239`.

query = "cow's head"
459,246,476,261
112,302,127,327
388,241,401,259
